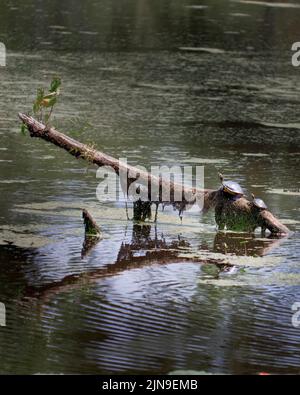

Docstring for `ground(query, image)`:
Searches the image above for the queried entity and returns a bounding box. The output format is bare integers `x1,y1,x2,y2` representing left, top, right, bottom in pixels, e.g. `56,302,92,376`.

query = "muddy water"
0,0,300,374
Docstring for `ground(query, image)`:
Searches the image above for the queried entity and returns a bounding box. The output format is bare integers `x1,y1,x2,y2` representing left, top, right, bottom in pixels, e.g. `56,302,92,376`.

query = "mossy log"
214,190,289,235
18,113,210,206
18,113,290,235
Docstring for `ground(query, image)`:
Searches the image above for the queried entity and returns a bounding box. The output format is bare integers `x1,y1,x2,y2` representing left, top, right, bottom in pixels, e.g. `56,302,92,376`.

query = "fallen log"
18,113,211,207
18,113,290,235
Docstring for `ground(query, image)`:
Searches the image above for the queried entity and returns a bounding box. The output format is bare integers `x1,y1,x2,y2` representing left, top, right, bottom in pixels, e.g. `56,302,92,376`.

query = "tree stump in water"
82,209,101,237
133,199,152,222
81,209,102,258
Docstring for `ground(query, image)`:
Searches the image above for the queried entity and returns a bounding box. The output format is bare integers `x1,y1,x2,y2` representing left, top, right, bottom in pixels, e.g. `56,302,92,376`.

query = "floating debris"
179,249,282,268
0,224,51,248
198,272,300,287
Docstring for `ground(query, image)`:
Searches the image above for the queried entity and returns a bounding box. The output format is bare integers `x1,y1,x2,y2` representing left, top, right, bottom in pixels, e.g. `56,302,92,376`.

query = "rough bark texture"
18,113,290,235
18,113,210,206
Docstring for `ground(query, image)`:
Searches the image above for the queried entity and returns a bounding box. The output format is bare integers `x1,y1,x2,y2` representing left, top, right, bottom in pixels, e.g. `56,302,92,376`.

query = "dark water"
0,0,300,374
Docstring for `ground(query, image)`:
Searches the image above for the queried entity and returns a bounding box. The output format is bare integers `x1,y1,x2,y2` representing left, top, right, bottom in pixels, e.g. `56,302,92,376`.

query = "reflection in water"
24,224,205,298
21,224,288,299
1,228,299,375
213,231,285,256
0,0,300,375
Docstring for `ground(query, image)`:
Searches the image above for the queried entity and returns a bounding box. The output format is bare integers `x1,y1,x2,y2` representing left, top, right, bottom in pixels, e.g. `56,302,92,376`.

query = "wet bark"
18,113,211,206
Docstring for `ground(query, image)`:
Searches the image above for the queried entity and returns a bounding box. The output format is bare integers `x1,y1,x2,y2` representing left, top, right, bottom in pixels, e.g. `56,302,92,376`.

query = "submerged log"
82,209,101,238
18,113,290,235
82,209,101,237
81,209,101,258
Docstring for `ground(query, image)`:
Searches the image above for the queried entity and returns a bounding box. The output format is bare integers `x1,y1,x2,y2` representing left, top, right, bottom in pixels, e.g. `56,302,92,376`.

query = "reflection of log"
23,224,286,300
18,113,289,235
213,231,285,256
24,227,226,299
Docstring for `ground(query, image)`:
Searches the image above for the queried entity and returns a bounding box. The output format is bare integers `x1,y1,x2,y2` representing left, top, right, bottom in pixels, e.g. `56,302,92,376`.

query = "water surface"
0,0,300,374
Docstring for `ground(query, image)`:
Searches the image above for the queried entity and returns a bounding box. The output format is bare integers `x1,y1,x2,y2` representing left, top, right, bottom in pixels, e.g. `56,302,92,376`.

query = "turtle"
251,193,268,210
218,173,244,197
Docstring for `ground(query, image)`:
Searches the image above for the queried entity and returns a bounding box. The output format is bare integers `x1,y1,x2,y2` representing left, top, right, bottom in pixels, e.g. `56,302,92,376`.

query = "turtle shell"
253,197,267,210
222,180,244,196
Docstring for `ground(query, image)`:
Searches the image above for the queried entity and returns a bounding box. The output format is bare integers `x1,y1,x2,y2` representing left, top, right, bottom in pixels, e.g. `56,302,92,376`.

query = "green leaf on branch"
50,77,61,93
20,123,28,136
31,77,61,124
33,88,45,114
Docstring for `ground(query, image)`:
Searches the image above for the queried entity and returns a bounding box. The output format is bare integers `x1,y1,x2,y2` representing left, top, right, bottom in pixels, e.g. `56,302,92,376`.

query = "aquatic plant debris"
12,200,212,234
198,272,300,288
179,249,282,268
0,224,51,248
